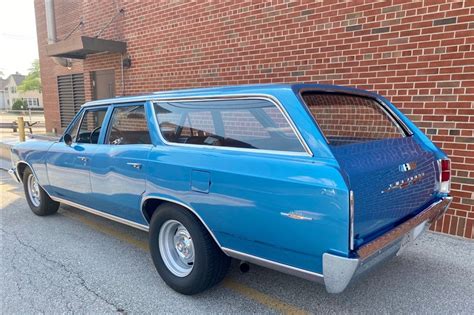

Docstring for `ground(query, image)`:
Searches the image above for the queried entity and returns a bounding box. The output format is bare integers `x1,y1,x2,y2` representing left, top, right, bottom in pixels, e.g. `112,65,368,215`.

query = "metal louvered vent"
57,73,85,128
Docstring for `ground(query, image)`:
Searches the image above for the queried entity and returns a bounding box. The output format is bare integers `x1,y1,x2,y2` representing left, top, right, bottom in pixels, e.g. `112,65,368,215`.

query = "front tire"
23,167,59,216
149,203,230,295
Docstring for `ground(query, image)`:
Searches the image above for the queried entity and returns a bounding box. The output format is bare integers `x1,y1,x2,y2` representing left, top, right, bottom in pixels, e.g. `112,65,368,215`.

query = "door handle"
77,156,88,162
127,162,142,170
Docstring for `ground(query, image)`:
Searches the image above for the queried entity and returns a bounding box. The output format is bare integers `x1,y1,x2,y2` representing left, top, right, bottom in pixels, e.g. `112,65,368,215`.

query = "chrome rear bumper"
323,196,452,293
8,167,21,183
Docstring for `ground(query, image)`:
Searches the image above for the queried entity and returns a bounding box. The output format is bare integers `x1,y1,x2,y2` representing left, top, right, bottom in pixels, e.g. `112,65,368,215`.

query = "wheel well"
141,198,222,248
16,162,29,181
142,198,167,223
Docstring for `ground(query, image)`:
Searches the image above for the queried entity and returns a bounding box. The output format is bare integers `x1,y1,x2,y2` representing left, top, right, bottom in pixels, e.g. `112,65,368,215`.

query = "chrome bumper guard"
323,196,452,293
8,167,21,183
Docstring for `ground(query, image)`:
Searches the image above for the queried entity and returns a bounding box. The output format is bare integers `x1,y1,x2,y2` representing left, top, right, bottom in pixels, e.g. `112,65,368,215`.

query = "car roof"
82,83,377,107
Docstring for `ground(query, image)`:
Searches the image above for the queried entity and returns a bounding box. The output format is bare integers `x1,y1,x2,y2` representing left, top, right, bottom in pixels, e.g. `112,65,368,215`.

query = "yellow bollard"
18,117,25,142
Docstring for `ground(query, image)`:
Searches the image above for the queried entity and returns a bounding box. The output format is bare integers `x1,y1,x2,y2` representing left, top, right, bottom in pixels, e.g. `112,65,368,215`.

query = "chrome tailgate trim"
356,196,452,259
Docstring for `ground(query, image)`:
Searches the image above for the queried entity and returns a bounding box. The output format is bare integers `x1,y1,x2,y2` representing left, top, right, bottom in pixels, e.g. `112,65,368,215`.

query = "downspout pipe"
45,0,71,67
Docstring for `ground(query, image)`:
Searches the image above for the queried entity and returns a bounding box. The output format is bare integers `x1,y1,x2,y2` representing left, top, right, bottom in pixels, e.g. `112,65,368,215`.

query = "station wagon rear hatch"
301,91,440,248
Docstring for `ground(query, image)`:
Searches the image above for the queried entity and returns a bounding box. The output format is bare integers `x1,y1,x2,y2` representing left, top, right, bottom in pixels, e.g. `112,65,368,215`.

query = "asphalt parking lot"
1,170,473,314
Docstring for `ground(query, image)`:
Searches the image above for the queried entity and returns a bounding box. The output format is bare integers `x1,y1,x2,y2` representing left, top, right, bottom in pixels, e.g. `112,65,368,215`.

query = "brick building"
34,0,473,239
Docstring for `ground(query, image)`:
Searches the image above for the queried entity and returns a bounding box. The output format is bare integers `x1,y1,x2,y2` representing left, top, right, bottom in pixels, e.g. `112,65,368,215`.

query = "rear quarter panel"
144,90,351,274
145,147,350,273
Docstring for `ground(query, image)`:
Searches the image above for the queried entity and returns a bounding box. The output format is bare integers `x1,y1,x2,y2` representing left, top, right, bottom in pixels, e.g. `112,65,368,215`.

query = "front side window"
302,92,405,146
65,111,83,143
76,107,108,144
106,105,151,145
154,99,305,153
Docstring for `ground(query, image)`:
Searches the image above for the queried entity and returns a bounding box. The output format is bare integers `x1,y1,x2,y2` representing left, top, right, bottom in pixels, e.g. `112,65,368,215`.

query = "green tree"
18,60,41,92
12,99,27,110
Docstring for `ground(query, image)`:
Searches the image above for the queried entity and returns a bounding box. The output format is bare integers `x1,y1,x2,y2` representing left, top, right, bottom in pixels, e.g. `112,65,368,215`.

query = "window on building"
106,105,151,145
76,107,108,144
25,98,39,108
154,99,305,153
57,73,85,128
11,86,16,93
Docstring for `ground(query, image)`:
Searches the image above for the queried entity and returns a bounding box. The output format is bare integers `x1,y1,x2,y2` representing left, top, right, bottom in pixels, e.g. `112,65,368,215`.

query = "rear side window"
154,99,305,153
302,92,404,146
106,105,151,145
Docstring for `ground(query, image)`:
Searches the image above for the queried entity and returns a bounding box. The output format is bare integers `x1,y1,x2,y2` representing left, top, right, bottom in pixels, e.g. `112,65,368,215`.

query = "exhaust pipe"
239,261,250,273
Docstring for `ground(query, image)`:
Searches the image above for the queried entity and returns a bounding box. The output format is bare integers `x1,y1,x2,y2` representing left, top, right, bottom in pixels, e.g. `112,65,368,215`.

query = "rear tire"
23,167,59,216
149,203,230,295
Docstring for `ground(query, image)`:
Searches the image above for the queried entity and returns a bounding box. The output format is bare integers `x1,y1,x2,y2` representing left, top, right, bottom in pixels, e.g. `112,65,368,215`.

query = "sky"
0,0,38,77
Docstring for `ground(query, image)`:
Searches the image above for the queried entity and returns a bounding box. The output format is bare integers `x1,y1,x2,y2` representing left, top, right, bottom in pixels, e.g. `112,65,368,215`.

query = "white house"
0,73,43,110
0,78,7,110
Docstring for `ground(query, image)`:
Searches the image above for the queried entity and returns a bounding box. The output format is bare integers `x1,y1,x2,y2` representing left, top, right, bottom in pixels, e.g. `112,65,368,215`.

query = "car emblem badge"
399,162,417,172
382,172,425,194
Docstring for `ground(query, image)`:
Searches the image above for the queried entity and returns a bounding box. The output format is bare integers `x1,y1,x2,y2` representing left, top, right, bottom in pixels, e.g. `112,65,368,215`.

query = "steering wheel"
90,126,101,144
203,134,224,146
109,127,124,145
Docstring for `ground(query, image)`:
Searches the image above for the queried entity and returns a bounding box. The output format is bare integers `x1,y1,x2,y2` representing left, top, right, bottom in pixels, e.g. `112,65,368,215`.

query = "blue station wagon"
9,84,452,294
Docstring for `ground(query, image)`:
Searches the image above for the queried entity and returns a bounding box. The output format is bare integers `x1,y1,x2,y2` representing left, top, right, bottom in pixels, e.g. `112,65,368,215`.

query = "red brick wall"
34,0,84,132
35,0,474,239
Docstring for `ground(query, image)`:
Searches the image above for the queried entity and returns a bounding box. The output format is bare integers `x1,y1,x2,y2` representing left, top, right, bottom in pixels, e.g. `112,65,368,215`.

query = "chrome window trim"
51,196,150,232
148,94,313,157
222,247,324,283
297,88,413,144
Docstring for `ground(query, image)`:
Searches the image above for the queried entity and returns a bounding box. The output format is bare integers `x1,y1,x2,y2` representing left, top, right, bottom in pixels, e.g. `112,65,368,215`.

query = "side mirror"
64,133,73,146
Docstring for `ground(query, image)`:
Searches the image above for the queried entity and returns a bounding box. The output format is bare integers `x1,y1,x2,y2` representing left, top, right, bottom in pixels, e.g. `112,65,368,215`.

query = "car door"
46,106,109,205
89,102,153,224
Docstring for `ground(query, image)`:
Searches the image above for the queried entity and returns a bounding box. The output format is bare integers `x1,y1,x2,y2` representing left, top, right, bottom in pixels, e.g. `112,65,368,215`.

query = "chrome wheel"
27,174,41,207
159,220,195,277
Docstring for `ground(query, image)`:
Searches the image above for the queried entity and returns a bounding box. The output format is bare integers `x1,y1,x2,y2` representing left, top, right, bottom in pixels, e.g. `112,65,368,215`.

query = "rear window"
302,92,405,146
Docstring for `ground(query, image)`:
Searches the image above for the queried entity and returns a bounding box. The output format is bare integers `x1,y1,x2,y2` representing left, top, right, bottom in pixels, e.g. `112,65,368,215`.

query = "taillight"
439,159,451,193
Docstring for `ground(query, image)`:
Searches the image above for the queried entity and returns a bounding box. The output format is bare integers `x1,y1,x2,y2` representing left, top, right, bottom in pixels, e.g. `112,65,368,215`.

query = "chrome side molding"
52,196,149,232
222,247,324,283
